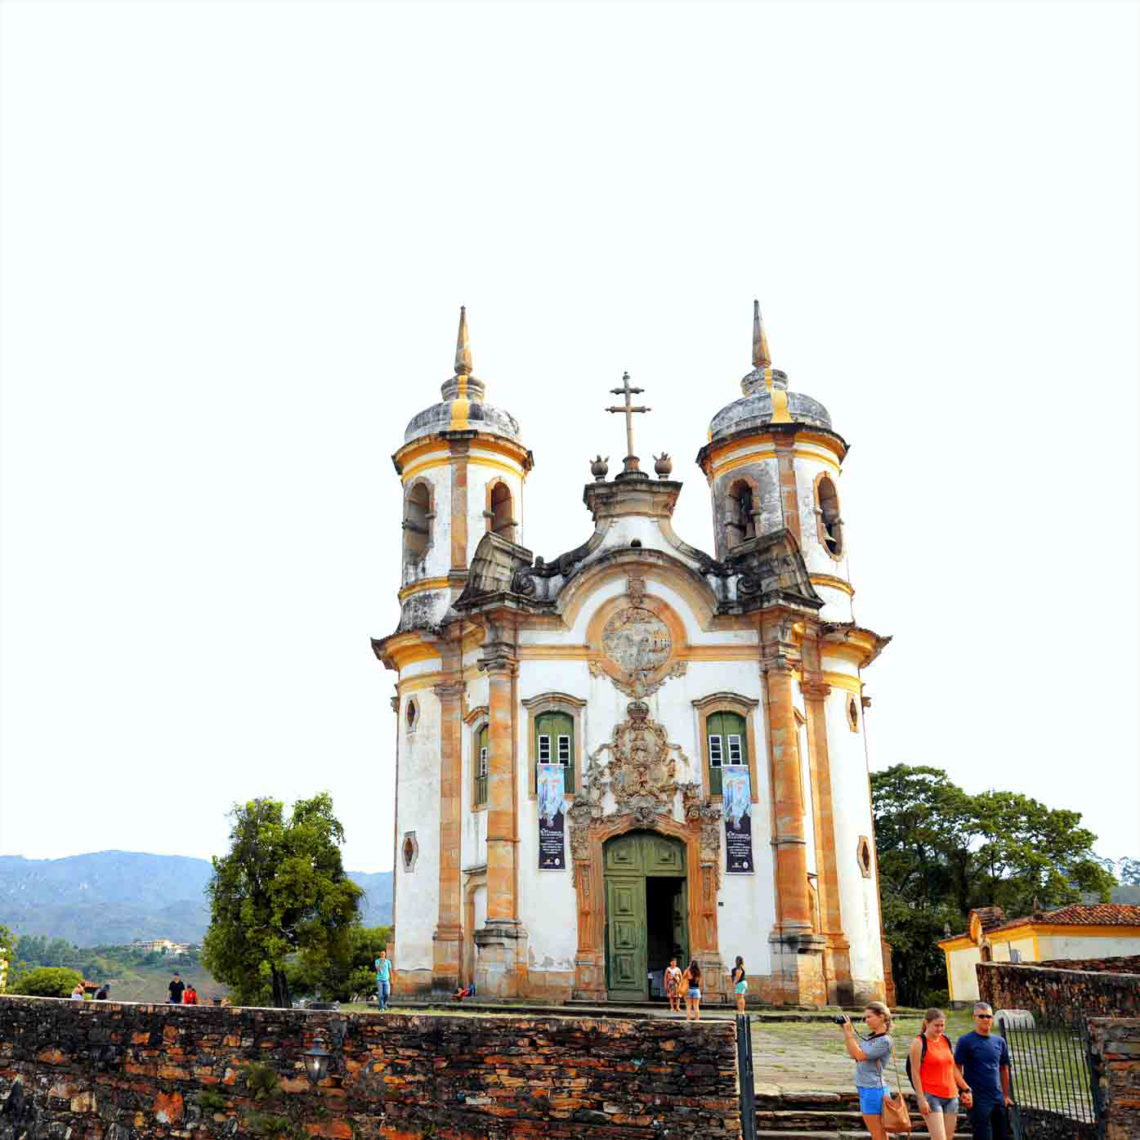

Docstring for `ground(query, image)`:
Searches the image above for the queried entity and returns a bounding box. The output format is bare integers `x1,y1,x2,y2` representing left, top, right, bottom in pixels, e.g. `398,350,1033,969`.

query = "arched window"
815,475,843,558
726,480,756,547
489,482,517,543
536,710,574,792
705,710,747,797
473,724,489,809
403,482,433,564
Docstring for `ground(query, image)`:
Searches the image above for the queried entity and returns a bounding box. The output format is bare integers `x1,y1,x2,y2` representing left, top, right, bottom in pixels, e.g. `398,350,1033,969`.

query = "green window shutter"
475,725,489,807
706,711,747,796
536,711,575,792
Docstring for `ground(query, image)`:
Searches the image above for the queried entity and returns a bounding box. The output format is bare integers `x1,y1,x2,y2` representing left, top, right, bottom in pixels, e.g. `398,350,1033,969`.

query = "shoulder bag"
880,1044,912,1134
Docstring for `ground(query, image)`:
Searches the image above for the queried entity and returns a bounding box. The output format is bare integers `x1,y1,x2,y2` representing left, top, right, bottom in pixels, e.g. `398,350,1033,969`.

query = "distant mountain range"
0,851,393,947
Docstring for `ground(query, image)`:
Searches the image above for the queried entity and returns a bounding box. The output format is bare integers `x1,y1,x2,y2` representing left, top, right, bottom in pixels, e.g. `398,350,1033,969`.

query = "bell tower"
391,307,533,632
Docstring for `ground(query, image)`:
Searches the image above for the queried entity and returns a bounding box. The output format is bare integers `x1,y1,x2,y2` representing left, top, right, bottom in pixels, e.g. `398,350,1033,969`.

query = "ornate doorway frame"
571,807,723,1001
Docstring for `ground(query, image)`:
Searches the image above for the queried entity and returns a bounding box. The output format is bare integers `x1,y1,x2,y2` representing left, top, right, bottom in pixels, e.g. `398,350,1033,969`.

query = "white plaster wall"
394,686,442,972
822,677,883,985
1008,936,1037,963
402,463,453,586
1037,934,1140,959
466,459,525,562
949,947,983,1002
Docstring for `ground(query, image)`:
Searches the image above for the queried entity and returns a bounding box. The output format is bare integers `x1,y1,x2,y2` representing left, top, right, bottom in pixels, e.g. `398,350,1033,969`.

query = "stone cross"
606,371,650,474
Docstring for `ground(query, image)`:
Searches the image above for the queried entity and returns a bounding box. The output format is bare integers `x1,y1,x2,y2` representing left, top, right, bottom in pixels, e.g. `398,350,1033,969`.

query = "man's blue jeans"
377,980,390,1010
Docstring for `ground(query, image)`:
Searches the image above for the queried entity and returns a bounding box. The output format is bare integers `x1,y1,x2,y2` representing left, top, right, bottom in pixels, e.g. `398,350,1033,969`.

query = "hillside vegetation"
0,851,392,947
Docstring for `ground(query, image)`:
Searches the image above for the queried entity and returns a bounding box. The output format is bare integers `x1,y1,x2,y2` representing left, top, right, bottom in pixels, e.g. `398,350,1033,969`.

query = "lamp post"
302,1036,332,1086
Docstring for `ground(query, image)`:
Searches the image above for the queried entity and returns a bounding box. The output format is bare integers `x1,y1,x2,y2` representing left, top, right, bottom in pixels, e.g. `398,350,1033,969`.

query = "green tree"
289,924,393,1002
201,793,363,1008
872,764,1116,1006
11,966,83,997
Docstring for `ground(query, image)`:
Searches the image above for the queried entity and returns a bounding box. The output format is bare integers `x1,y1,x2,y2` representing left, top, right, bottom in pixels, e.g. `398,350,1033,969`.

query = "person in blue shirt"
839,1001,895,1140
374,948,393,1011
954,1002,1013,1140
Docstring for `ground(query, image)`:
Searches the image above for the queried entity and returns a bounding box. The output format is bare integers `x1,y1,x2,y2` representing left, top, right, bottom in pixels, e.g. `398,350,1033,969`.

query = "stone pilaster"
762,617,826,1004
800,670,854,1007
474,634,527,997
431,679,465,993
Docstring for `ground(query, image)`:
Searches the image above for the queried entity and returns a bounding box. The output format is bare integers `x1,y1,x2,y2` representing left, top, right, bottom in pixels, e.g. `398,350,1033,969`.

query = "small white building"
939,904,1140,1003
373,305,895,1006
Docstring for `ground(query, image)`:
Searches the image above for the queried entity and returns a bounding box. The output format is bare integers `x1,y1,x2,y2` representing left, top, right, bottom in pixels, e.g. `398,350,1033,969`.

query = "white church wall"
823,679,883,986
395,685,443,974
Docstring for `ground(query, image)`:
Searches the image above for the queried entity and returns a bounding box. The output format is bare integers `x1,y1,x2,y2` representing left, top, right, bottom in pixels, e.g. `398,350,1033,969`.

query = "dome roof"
708,303,832,441
403,307,524,445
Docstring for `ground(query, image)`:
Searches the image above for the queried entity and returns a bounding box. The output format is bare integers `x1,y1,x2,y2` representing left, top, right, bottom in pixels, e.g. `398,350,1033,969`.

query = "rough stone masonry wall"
1088,1018,1140,1140
1038,955,1140,975
0,996,742,1140
978,962,1140,1023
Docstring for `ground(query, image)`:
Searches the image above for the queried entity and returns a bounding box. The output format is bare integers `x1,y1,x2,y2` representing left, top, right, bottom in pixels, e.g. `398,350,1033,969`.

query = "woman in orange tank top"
908,1008,973,1140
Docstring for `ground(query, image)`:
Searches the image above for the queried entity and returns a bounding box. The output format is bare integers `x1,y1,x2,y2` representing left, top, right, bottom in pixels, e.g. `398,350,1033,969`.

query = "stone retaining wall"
978,962,1140,1022
0,995,741,1140
1038,955,1140,975
1088,1018,1140,1140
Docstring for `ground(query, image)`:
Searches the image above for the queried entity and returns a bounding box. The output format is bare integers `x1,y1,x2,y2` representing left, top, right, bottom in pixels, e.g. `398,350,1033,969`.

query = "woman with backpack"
908,1007,972,1139
731,956,747,1013
679,959,701,1021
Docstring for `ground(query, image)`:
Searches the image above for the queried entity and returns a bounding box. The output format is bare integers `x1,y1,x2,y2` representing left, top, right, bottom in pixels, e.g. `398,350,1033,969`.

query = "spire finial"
752,299,771,370
454,305,472,376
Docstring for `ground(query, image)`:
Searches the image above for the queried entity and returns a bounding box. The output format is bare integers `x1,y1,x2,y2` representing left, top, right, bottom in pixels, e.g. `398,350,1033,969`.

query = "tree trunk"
271,967,291,1009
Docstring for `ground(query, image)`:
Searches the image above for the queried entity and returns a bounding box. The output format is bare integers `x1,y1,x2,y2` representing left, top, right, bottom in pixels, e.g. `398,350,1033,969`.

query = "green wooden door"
604,832,687,1000
605,878,646,997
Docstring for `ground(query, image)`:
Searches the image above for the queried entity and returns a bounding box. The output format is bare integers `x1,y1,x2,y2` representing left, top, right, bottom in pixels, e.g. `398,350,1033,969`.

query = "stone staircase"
754,1091,973,1138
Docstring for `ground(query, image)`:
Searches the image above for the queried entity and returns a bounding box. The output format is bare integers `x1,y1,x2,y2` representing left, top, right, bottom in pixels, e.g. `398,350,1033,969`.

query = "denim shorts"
926,1093,960,1114
687,987,701,999
857,1086,886,1114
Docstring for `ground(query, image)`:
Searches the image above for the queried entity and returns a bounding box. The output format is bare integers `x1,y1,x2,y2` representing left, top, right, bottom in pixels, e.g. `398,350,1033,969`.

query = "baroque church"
372,305,893,1007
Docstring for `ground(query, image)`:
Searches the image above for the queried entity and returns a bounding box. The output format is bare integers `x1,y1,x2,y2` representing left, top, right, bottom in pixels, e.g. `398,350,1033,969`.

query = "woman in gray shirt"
840,1001,894,1140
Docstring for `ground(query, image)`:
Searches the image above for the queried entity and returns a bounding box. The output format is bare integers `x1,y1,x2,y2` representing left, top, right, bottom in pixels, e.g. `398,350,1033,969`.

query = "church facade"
372,305,893,1006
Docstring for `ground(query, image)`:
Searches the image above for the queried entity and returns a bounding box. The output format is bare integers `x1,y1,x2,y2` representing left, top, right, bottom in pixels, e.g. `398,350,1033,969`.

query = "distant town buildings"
131,939,192,955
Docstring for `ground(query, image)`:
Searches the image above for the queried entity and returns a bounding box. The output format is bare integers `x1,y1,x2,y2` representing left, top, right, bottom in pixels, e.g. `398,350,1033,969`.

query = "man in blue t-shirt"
374,949,393,1011
954,1002,1013,1140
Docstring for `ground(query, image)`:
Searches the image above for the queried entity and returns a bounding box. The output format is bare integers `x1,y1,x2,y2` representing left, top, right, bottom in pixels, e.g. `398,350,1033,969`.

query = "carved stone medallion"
601,607,672,677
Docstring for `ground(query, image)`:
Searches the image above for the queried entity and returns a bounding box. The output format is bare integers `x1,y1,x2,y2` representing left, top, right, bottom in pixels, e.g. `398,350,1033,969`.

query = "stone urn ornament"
653,452,673,479
590,455,610,481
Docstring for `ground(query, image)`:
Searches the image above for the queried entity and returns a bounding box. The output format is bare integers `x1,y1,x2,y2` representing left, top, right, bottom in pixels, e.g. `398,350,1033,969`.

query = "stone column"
474,634,526,997
762,616,826,1004
431,680,465,993
801,674,854,1006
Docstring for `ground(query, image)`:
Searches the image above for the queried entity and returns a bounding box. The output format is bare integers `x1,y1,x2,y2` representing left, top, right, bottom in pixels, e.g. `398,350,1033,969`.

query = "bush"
12,966,83,997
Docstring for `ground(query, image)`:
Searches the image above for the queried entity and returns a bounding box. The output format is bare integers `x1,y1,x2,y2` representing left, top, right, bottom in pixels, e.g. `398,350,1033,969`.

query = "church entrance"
603,831,688,1001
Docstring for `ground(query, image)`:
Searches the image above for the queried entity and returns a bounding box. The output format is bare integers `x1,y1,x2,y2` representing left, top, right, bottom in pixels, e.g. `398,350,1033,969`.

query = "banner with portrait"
722,764,754,873
537,763,567,870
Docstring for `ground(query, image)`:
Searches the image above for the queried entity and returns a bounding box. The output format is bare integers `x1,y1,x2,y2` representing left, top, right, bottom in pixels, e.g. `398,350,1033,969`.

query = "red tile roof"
999,904,1140,931
974,906,1008,932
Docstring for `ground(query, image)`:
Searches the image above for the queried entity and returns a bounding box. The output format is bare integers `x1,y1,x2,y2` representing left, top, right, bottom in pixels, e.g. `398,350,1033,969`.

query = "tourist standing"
680,959,701,1021
70,982,85,1002
664,957,682,1014
839,1002,895,1140
94,983,110,1001
182,983,198,1005
168,972,185,1005
374,948,393,1010
954,1002,1012,1140
731,956,747,1013
909,1007,971,1140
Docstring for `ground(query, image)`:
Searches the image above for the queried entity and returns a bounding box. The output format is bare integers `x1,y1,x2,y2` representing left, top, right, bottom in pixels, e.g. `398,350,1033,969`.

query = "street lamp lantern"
302,1037,332,1085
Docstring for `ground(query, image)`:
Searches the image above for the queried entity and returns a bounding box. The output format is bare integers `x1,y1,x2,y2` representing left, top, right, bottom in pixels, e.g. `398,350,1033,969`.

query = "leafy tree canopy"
11,966,83,997
872,764,1115,1006
201,793,363,1008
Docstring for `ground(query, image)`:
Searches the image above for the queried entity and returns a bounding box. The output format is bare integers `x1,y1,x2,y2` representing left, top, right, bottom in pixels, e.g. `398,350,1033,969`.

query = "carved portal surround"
568,570,725,1001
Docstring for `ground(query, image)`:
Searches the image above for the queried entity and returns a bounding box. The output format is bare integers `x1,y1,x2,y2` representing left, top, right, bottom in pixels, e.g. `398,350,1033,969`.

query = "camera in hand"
833,1016,848,1025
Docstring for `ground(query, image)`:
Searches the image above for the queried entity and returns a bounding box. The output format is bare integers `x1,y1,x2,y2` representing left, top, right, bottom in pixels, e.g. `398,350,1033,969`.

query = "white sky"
1,1,1137,874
